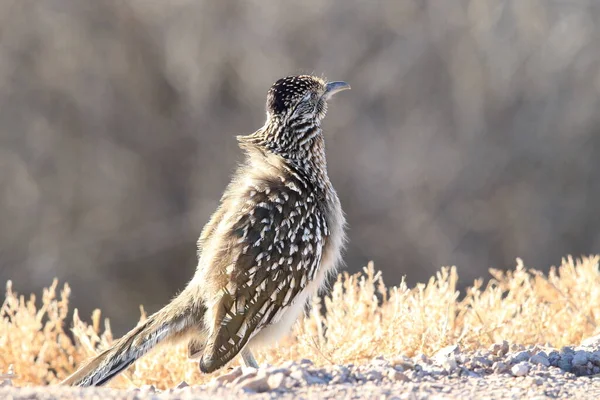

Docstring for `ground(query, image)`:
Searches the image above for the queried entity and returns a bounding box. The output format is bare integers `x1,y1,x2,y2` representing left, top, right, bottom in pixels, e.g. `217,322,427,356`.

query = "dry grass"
2,256,600,389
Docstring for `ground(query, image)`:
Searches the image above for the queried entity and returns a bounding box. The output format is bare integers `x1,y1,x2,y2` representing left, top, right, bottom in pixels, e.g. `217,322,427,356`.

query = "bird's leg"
241,348,259,369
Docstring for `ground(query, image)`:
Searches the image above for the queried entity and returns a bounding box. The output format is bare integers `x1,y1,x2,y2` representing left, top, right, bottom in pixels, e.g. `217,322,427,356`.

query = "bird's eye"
303,92,315,104
293,94,313,112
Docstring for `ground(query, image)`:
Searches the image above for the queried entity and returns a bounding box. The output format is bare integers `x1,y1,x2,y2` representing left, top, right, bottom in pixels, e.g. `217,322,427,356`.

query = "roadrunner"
62,75,349,386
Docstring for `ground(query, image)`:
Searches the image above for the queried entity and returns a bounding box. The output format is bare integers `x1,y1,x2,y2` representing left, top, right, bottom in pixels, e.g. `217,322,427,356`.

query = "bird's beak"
323,81,351,100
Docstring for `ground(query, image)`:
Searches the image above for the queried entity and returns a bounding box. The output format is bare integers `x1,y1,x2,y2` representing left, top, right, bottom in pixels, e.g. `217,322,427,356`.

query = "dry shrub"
0,280,82,385
2,256,599,388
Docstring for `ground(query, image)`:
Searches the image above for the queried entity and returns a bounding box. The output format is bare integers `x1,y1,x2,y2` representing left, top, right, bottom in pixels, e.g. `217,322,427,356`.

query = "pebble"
241,366,258,375
581,334,600,347
390,356,414,371
175,381,189,389
371,357,389,367
572,351,589,367
289,367,326,385
492,361,509,374
364,370,383,382
239,375,270,393
139,384,156,393
472,356,493,368
529,354,550,367
508,351,531,364
0,379,12,387
231,370,258,386
489,341,510,357
558,355,573,372
215,367,243,385
413,354,430,364
387,369,410,382
433,344,459,372
329,367,348,384
511,362,530,377
154,334,600,395
434,344,460,358
267,372,287,390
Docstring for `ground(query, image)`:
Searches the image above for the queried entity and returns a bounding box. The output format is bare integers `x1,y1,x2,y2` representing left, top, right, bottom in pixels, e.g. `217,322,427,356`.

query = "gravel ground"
4,337,600,399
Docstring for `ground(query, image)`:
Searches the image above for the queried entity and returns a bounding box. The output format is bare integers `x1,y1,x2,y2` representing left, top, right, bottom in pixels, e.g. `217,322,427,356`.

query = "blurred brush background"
1,0,600,335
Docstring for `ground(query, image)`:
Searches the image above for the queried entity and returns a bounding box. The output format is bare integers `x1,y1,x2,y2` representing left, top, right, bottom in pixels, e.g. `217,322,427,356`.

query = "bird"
61,75,350,387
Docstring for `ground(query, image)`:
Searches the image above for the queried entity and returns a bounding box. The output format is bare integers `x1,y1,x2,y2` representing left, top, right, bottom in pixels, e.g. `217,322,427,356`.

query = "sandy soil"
2,375,600,400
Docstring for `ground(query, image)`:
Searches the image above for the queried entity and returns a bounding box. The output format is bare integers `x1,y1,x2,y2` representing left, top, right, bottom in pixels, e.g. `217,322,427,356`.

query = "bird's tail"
62,288,206,387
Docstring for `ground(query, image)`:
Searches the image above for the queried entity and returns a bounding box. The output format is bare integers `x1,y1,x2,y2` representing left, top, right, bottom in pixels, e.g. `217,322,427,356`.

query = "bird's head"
266,75,350,124
240,75,350,159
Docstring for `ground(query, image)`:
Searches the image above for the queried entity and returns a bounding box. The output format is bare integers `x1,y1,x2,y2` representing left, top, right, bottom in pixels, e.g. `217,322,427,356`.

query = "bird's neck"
238,122,331,190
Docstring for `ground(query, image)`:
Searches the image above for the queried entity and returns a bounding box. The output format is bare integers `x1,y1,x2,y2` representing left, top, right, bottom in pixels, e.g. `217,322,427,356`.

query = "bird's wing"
199,176,327,373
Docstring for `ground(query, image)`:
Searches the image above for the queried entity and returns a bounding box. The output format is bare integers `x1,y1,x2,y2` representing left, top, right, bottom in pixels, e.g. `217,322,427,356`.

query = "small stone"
581,334,600,347
405,369,421,380
299,358,313,365
365,370,383,381
572,351,589,367
330,365,350,383
371,357,389,367
434,345,460,372
439,356,458,372
530,354,550,367
472,356,493,368
140,385,156,393
510,343,525,352
232,370,258,386
175,381,189,389
0,379,12,387
387,369,410,382
413,353,430,364
489,341,510,357
460,367,481,378
267,372,286,390
456,354,469,364
492,361,509,374
290,368,315,384
561,346,575,354
548,356,560,368
332,365,350,376
281,360,297,369
511,362,530,377
391,356,414,370
434,344,460,358
509,351,531,364
215,366,243,385
175,386,192,395
269,367,292,376
241,366,258,375
305,372,326,385
564,371,577,379
239,375,269,393
557,356,573,372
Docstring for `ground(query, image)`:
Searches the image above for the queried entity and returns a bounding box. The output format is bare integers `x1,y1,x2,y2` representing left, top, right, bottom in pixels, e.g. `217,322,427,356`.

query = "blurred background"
1,0,600,335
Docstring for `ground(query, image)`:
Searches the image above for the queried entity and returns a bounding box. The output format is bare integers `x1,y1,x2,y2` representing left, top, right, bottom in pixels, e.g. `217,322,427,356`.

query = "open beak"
323,81,351,100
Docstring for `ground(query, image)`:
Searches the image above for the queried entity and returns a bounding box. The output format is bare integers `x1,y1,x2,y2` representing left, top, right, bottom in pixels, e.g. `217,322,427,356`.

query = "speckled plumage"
62,75,349,386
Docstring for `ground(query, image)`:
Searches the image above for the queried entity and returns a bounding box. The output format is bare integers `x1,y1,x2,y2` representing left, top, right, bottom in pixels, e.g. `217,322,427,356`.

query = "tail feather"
62,290,206,387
